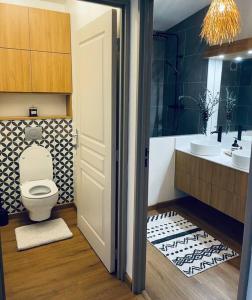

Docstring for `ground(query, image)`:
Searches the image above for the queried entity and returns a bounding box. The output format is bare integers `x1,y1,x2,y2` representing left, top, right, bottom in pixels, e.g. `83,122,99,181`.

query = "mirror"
216,57,252,133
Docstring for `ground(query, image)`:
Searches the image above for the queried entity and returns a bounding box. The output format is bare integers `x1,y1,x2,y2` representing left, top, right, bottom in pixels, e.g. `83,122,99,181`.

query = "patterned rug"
147,211,239,277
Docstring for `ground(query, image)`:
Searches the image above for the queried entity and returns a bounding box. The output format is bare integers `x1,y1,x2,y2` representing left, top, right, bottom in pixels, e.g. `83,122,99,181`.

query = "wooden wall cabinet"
0,49,31,92
0,3,72,94
29,8,71,54
175,150,248,223
31,52,72,93
0,3,29,50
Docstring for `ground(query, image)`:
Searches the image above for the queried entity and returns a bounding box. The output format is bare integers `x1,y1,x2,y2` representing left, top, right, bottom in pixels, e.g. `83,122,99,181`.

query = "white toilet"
19,145,59,222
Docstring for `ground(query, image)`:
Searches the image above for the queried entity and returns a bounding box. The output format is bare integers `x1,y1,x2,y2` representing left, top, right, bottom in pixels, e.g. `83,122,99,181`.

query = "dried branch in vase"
179,89,221,135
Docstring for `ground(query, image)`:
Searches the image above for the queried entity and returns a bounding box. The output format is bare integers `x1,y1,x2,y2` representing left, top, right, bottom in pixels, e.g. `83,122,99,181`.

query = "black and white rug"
147,211,239,277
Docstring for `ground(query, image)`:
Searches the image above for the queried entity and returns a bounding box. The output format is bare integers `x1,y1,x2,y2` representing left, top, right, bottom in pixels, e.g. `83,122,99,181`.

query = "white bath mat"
15,218,73,251
147,211,239,277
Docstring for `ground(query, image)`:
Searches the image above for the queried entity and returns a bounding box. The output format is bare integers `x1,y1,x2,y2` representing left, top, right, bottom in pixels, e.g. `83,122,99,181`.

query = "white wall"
0,94,66,117
65,0,113,31
0,0,66,11
148,137,184,206
148,135,203,206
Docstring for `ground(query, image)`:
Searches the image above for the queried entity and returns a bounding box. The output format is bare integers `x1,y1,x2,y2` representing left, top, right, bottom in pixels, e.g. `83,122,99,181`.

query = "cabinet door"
31,51,72,93
211,186,246,222
190,178,211,205
29,8,71,53
0,3,29,49
0,49,31,92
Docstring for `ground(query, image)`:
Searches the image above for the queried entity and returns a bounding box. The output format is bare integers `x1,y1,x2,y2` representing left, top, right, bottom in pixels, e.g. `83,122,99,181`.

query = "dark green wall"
150,7,209,137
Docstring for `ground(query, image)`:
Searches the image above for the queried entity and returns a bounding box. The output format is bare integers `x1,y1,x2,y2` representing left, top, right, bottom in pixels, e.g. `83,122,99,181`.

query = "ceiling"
154,0,211,31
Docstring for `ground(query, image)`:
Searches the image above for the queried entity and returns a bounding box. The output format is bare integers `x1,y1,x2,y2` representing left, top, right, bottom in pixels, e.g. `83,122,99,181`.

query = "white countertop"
176,145,249,174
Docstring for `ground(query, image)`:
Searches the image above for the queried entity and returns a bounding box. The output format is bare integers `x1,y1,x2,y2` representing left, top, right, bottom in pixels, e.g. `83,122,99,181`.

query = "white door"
75,10,117,272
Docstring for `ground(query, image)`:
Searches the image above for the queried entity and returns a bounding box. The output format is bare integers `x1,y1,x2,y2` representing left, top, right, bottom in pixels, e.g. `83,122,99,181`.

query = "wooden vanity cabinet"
175,150,248,223
29,8,71,54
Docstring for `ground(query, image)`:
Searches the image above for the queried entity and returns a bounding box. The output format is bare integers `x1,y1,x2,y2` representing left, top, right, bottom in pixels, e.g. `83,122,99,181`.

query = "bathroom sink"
190,139,221,156
232,150,251,171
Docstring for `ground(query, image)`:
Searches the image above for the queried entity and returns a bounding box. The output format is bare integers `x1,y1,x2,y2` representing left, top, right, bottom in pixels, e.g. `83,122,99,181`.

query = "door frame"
132,1,252,299
132,0,153,294
238,156,252,300
80,0,131,280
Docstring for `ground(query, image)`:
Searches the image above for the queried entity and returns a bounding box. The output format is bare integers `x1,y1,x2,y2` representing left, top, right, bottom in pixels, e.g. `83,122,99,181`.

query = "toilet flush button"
25,127,42,141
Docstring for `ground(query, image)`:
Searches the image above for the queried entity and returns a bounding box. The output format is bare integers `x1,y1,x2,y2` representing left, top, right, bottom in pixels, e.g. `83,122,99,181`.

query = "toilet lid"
21,180,58,199
19,146,53,184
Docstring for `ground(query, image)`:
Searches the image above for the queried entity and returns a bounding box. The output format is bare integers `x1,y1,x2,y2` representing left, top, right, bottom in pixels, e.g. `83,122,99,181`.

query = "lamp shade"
201,0,241,46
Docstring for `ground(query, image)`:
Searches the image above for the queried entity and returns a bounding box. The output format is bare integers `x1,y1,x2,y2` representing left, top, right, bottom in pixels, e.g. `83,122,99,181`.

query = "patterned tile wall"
0,119,74,214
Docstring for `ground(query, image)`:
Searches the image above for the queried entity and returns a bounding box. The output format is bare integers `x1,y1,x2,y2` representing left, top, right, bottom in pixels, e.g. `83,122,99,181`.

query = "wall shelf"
204,37,252,59
0,94,72,122
0,115,72,121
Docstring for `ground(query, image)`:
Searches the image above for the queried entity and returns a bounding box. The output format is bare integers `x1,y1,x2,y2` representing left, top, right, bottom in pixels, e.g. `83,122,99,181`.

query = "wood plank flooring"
1,207,143,300
145,198,243,300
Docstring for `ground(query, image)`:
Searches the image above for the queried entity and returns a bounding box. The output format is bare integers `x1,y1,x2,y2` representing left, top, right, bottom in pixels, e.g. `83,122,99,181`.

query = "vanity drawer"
175,170,190,195
198,159,213,183
190,178,211,205
234,171,249,198
211,186,245,222
212,163,235,192
175,151,200,178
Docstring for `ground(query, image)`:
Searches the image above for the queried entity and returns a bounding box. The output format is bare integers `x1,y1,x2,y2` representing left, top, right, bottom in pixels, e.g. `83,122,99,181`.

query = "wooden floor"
1,207,143,300
146,198,243,300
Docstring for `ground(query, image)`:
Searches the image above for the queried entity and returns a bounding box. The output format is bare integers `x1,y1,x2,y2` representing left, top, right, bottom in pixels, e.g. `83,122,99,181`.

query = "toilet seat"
21,179,58,199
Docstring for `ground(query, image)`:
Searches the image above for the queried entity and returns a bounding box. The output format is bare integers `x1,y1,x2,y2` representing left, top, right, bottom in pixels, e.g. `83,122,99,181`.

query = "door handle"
72,129,79,149
145,147,149,168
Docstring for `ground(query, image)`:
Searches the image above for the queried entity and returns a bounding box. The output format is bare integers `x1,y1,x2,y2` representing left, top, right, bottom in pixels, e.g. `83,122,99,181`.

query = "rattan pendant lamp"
201,0,241,46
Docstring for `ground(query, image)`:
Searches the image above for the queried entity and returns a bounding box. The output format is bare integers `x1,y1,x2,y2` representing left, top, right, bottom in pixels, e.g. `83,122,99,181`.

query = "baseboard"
72,202,77,210
9,202,75,219
124,272,132,289
148,197,189,211
8,210,28,220
53,202,75,211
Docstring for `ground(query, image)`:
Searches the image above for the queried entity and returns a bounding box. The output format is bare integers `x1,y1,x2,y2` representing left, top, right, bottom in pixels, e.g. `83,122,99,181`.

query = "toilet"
19,146,59,222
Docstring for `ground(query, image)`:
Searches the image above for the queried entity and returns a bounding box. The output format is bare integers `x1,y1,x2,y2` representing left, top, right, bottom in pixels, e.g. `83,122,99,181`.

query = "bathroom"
1,0,252,299
145,0,252,299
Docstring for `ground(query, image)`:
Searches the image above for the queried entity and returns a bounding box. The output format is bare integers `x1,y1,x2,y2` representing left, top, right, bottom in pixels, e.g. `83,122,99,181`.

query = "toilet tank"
19,146,53,184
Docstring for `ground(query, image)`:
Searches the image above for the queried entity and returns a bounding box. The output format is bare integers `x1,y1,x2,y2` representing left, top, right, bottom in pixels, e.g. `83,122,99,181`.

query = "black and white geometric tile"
147,212,239,277
0,119,74,214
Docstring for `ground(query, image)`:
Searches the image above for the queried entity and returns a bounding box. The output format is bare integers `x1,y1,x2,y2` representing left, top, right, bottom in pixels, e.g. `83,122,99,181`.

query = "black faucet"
211,126,223,142
237,125,245,141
